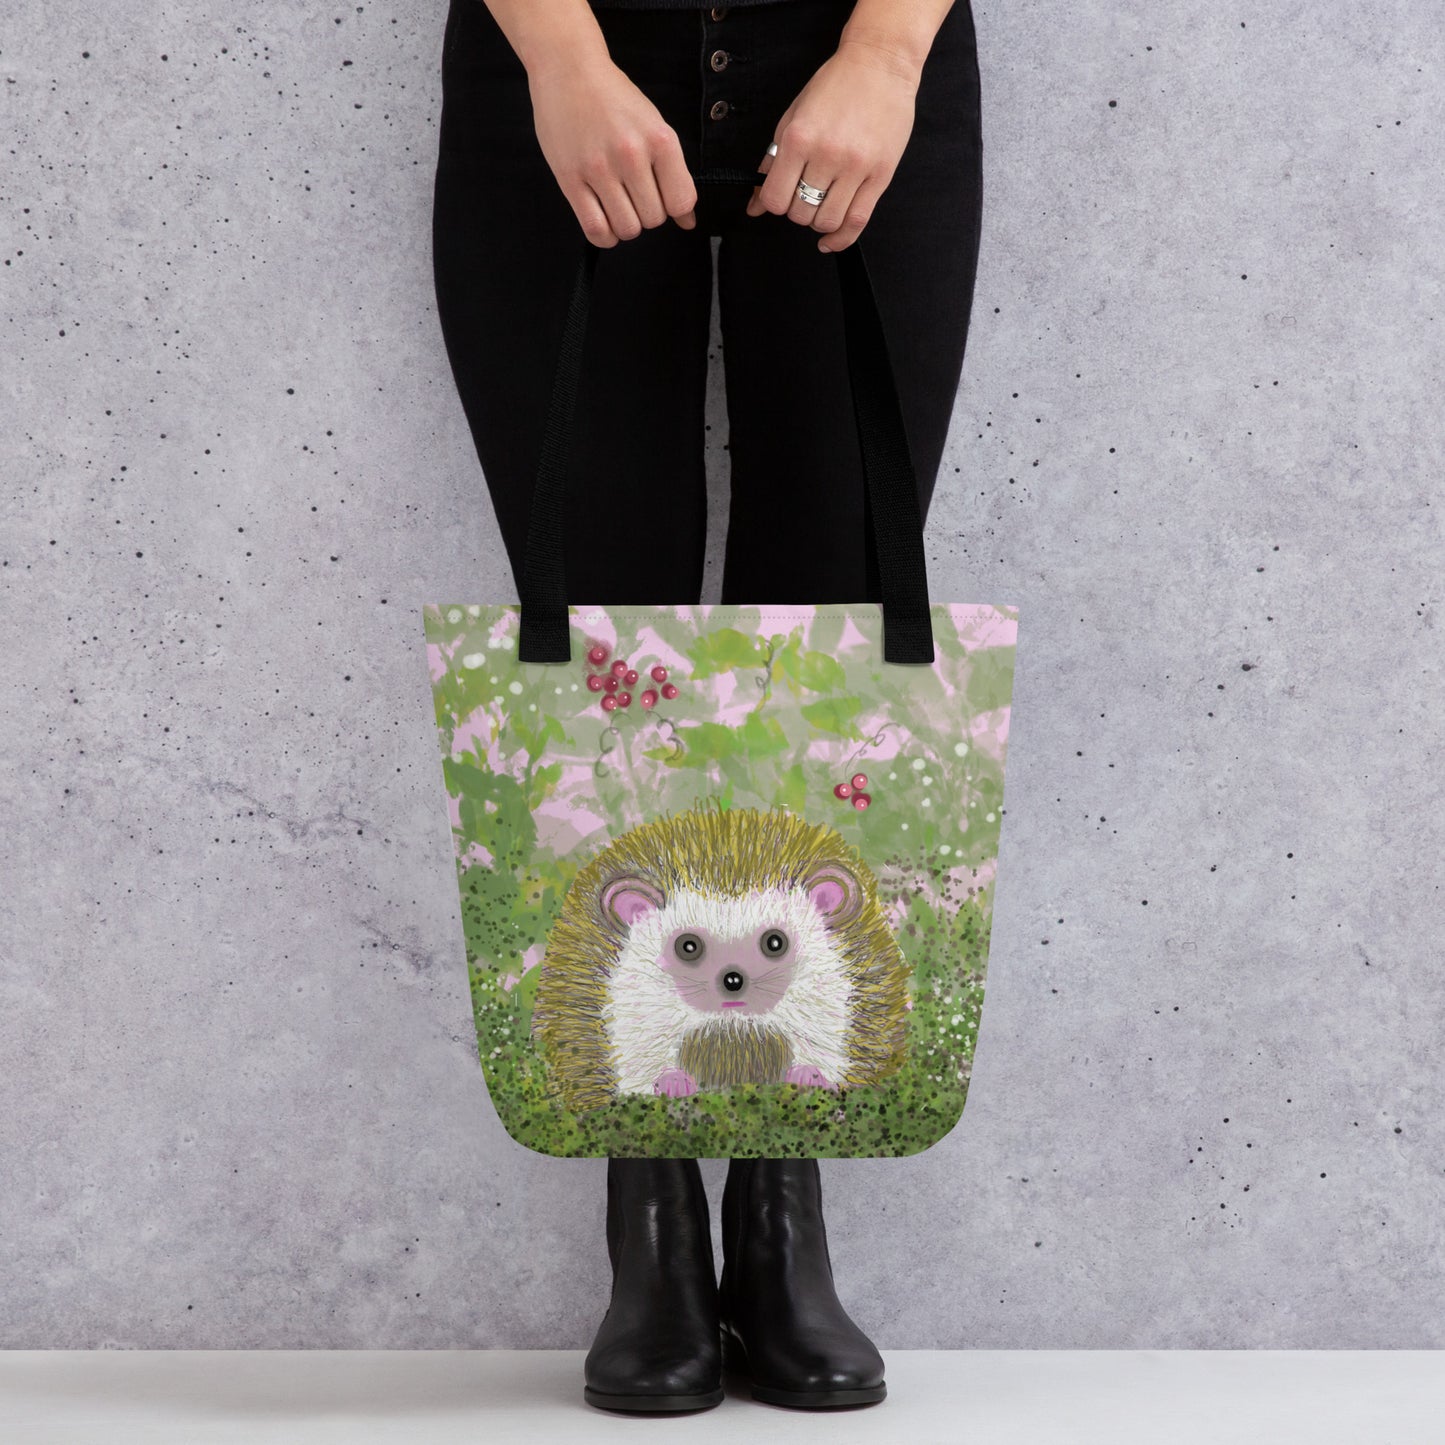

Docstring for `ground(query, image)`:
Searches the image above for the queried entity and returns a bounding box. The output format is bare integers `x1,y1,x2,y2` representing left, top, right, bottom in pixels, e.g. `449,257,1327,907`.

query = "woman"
431,0,982,1414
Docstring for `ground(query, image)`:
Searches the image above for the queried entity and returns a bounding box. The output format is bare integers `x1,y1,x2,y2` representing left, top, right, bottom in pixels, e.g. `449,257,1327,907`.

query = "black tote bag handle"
517,197,936,666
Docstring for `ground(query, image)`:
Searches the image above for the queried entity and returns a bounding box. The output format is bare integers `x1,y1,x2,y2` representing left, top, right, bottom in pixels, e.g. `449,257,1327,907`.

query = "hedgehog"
529,806,911,1113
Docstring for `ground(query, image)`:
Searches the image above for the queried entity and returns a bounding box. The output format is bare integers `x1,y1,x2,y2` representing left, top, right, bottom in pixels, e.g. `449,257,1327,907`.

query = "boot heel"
751,1378,888,1409
583,1383,725,1413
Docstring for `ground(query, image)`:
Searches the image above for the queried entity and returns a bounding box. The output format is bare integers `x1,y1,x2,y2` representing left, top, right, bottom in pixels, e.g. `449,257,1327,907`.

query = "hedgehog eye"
760,929,790,958
673,932,706,964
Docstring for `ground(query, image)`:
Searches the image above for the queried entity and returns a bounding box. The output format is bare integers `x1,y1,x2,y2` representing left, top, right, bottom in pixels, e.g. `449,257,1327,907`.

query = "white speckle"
585,610,605,624
446,608,462,623
901,822,909,831
570,684,579,692
888,772,898,781
922,775,933,786
490,676,499,684
954,741,969,757
498,636,514,651
508,681,524,695
493,695,504,705
461,652,485,669
528,703,537,712
555,687,563,695
939,844,952,855
922,798,932,807
911,758,926,771
466,605,481,618
985,812,996,822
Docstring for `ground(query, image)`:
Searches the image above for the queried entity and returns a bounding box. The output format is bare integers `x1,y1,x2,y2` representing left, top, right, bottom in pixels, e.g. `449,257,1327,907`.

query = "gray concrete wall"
3,0,1442,1349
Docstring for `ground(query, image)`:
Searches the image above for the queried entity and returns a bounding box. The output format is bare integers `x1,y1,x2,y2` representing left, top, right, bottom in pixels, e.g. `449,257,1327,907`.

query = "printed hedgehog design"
530,806,911,1112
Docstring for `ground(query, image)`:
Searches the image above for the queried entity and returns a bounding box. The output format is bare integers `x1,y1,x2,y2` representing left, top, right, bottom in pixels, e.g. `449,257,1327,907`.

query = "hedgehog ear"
601,877,664,930
805,864,861,927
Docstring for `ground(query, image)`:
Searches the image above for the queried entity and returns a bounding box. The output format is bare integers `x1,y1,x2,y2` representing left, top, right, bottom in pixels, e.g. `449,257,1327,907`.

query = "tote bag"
424,215,1017,1159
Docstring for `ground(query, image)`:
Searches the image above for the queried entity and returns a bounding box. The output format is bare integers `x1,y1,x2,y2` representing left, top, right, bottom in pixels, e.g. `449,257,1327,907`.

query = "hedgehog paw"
653,1068,698,1098
784,1064,836,1091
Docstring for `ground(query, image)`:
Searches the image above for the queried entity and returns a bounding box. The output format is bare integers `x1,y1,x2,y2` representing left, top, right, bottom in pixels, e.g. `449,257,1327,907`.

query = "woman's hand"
528,51,698,247
748,36,923,252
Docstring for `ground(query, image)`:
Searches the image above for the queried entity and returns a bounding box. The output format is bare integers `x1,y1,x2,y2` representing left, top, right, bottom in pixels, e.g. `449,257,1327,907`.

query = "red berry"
660,683,679,700
834,782,853,800
610,660,628,678
586,674,605,693
640,689,658,709
624,669,639,686
587,644,609,667
617,692,632,709
601,695,618,712
650,665,668,684
604,675,620,693
852,792,872,810
851,772,869,791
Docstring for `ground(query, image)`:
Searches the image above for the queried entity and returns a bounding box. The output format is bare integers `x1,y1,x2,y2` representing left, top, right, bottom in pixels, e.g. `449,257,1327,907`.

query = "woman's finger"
569,182,619,248
651,135,698,229
787,163,841,229
618,143,670,231
815,170,888,253
754,131,806,217
589,169,645,242
805,161,863,236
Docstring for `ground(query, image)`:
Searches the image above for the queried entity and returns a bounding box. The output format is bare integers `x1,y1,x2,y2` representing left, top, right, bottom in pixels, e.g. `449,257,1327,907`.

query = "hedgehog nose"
721,970,745,993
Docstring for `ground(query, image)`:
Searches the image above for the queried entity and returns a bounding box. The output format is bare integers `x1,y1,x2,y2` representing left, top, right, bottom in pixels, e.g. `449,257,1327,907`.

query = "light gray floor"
1,1351,1440,1444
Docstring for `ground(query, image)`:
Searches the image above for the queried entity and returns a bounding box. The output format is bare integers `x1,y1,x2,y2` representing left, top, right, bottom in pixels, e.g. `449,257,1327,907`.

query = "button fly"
709,99,730,121
709,49,730,73
709,6,728,19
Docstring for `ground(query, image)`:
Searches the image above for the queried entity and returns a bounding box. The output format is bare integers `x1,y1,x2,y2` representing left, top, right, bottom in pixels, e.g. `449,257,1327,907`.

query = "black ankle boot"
583,1157,724,1413
719,1157,887,1408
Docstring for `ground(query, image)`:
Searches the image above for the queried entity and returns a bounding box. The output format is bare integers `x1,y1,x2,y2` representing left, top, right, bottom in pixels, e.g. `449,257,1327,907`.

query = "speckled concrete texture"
2,1,1442,1349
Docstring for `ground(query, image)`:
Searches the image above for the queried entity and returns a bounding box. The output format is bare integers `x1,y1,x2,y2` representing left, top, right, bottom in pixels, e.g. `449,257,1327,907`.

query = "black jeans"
432,0,982,605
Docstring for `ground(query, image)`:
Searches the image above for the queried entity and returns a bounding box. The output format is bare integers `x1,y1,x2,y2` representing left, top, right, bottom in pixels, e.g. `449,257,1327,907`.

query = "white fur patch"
601,886,853,1094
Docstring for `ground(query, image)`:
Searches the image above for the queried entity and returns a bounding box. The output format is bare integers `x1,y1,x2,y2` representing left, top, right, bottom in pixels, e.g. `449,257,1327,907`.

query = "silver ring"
766,142,779,157
797,180,827,207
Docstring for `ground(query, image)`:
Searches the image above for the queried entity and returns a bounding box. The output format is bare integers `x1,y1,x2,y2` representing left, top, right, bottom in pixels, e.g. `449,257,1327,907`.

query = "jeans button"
709,49,730,73
709,99,730,121
710,6,728,19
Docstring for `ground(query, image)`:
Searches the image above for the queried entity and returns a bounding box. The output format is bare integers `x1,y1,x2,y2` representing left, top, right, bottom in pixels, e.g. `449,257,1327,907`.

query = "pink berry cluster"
584,642,680,715
833,772,873,811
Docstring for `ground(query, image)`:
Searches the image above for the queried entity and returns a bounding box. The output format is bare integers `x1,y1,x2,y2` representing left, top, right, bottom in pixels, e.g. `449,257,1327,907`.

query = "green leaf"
774,762,808,811
669,721,744,764
739,711,790,759
510,710,565,761
513,963,544,1020
443,764,537,868
807,611,847,659
772,630,805,681
686,628,766,679
529,761,563,803
965,647,1017,714
797,650,846,693
800,695,864,737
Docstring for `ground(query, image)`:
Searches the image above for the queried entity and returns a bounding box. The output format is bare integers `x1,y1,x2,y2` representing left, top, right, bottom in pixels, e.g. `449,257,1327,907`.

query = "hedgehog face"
602,865,861,1018
660,919,794,1015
